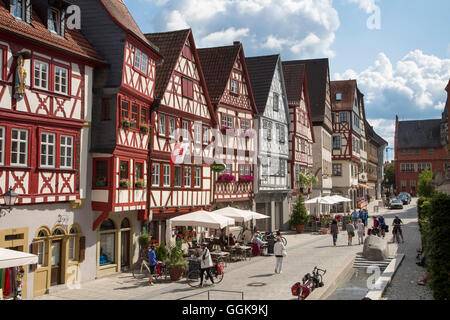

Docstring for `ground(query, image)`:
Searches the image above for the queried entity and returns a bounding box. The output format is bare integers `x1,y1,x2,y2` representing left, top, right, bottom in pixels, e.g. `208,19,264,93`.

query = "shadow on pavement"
248,273,275,279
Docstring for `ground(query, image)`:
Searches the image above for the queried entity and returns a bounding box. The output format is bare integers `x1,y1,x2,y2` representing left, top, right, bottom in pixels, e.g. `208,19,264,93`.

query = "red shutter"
30,242,38,272
79,236,86,262
182,78,194,99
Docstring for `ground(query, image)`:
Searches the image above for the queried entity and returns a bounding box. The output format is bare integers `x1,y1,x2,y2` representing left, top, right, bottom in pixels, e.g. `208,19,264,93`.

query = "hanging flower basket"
218,174,236,183
119,179,130,188
239,175,254,183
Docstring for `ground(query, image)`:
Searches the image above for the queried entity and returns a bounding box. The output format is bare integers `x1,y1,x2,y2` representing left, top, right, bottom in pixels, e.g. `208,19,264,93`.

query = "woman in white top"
356,219,366,245
274,237,287,274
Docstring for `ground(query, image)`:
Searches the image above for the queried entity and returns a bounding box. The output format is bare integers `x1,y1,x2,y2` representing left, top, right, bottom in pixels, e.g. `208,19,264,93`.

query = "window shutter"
60,8,66,37
10,0,16,16
25,0,32,23
79,236,86,262
30,242,38,272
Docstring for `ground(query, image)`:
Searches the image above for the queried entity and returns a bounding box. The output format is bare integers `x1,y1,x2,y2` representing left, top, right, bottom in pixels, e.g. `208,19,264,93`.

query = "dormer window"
48,8,61,35
11,0,31,22
336,93,342,101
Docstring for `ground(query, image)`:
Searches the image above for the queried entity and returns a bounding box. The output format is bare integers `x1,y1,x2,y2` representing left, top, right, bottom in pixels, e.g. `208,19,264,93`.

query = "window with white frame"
40,132,55,168
48,7,61,35
134,49,142,69
241,119,250,130
169,118,175,137
194,123,202,144
333,136,341,150
54,66,68,95
163,164,171,187
37,242,45,267
245,165,251,176
141,53,148,74
60,135,73,169
225,164,232,175
184,166,191,187
68,237,76,261
183,121,190,141
34,60,49,90
239,164,245,176
0,127,4,165
12,0,27,20
159,115,166,136
11,129,28,167
339,112,348,123
152,163,160,187
174,166,182,187
194,167,201,188
336,93,342,101
221,115,233,129
231,79,239,94
203,127,209,144
264,120,272,141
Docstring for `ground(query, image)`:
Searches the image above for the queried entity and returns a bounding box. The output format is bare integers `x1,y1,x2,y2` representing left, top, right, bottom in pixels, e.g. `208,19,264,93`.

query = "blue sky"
124,0,450,160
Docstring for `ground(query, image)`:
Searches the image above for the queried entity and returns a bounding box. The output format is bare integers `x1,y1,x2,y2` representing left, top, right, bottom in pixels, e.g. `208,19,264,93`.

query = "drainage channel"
326,254,395,300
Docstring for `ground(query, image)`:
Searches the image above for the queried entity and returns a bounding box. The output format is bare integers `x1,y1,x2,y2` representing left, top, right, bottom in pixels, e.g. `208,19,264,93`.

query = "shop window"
99,219,116,266
94,160,108,187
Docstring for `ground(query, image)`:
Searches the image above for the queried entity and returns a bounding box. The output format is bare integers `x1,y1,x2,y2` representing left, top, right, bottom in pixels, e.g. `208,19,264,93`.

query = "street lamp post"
0,187,19,218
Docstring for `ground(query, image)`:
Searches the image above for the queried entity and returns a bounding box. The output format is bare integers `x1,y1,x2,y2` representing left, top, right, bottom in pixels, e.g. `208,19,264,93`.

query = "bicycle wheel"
282,237,287,246
132,262,150,279
187,270,201,287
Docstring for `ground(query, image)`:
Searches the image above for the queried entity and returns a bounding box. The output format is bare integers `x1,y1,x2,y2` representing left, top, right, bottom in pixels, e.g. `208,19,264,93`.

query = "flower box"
239,175,254,183
95,177,107,187
119,179,130,188
218,174,236,183
140,124,150,134
135,180,146,188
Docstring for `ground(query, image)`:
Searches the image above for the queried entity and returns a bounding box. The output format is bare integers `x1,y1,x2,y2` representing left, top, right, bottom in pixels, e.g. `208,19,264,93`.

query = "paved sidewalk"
378,199,433,300
35,229,364,300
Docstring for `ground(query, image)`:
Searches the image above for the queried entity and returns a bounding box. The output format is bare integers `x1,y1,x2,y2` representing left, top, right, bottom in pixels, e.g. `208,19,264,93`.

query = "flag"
171,142,190,165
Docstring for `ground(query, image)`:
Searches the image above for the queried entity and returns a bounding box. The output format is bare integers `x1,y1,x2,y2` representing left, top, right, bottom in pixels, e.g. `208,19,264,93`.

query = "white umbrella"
0,248,38,269
328,195,352,203
169,210,235,229
242,210,270,220
213,207,254,223
305,196,336,205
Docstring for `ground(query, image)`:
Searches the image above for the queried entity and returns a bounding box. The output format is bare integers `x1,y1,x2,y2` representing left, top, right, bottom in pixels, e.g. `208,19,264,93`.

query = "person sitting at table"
242,227,253,245
251,234,262,256
229,233,236,245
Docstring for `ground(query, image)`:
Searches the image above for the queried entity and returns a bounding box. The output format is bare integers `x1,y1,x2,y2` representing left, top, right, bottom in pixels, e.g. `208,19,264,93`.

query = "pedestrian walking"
378,215,386,238
274,237,287,274
148,244,157,286
352,209,359,228
362,209,369,227
346,221,355,246
330,219,339,246
198,242,214,288
356,219,365,245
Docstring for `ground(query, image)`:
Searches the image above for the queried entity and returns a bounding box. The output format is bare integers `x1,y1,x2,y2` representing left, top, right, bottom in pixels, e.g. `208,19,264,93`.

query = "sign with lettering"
211,162,226,173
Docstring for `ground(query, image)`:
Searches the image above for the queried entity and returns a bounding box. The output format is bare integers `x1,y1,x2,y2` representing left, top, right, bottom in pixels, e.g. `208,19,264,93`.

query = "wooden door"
121,231,130,270
50,241,62,286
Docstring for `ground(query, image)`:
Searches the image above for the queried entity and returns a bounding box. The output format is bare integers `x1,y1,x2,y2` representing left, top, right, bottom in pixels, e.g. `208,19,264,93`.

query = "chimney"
233,41,241,46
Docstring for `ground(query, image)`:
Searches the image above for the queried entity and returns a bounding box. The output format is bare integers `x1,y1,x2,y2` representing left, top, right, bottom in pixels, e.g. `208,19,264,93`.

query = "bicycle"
187,258,224,288
263,231,287,246
392,225,402,244
132,257,168,281
291,267,326,300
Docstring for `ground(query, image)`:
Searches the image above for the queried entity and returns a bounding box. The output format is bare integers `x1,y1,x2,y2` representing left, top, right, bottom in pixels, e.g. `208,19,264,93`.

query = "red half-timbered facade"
144,29,218,242
198,42,258,210
282,63,315,198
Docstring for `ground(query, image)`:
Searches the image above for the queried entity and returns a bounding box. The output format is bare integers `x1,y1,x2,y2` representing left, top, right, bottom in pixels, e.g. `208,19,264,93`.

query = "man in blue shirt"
352,209,359,228
148,244,158,286
362,209,369,227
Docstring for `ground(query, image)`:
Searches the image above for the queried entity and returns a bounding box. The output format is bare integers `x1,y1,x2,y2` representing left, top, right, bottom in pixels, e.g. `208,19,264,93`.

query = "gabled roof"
365,120,388,147
197,44,240,104
331,80,357,111
145,29,190,99
197,42,258,114
245,54,279,113
282,63,305,105
145,29,218,125
397,119,443,149
100,0,159,54
283,59,330,121
0,0,105,64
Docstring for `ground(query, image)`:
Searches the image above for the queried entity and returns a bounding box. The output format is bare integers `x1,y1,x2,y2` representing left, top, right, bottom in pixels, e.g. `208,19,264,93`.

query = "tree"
418,169,434,198
290,194,310,227
383,163,395,188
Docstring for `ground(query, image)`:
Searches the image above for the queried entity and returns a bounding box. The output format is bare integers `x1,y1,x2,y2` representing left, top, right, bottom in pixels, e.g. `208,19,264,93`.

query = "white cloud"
347,0,379,13
434,101,446,111
152,0,340,58
201,28,250,47
334,50,450,120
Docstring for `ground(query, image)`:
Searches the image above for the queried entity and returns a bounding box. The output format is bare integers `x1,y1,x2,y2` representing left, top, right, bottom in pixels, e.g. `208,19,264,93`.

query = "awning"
169,210,235,229
0,248,38,269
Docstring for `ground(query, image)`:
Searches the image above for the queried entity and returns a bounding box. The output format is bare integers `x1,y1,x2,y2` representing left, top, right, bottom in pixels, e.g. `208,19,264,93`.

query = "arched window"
70,227,78,235
121,218,130,229
52,228,65,236
100,219,115,231
37,229,48,238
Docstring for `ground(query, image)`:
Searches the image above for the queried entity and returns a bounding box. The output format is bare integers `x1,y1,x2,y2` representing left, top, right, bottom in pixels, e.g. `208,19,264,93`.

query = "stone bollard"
363,235,389,261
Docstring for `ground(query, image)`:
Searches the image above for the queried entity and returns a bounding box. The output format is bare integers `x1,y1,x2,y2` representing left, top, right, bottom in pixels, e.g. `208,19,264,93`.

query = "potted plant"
298,173,318,194
238,175,254,183
321,215,332,234
135,179,146,188
218,174,236,183
122,118,131,129
290,194,310,233
119,179,130,188
140,124,150,134
155,242,169,262
138,233,151,254
166,241,188,281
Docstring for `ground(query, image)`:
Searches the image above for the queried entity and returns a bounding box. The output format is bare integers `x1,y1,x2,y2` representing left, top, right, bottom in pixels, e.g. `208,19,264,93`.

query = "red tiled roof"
100,0,159,54
282,63,305,105
0,0,104,63
331,80,357,111
145,29,190,99
197,44,241,104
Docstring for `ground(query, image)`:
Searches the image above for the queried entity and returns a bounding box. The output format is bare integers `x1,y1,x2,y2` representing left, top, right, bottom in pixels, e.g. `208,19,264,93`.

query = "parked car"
398,192,412,201
398,194,411,205
390,199,404,210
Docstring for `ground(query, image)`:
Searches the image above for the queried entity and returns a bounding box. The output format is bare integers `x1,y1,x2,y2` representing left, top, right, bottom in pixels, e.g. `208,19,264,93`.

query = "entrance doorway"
50,240,62,286
121,231,130,270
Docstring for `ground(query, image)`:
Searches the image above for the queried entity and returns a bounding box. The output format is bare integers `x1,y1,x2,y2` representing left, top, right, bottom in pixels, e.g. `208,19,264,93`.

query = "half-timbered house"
72,0,161,277
0,0,105,298
197,42,258,211
246,54,291,231
282,62,315,211
330,80,362,209
144,29,218,244
357,89,370,203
